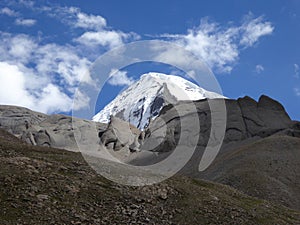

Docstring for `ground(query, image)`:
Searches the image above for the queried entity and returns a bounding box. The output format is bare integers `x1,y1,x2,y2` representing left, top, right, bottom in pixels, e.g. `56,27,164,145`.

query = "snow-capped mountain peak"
93,72,224,129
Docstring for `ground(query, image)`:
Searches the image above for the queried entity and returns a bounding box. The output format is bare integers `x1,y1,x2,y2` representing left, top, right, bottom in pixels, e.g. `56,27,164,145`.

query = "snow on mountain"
93,72,224,130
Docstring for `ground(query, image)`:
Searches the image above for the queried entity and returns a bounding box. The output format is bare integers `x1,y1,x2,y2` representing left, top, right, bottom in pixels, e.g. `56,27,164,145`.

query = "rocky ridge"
1,94,300,211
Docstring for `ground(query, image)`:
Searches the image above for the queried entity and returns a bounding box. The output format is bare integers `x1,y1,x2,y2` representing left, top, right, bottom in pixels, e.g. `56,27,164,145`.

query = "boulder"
99,116,140,152
0,106,106,152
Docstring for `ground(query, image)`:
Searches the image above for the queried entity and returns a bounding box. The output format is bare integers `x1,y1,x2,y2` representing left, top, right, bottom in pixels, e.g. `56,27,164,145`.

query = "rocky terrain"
199,135,300,210
142,95,300,210
0,93,300,223
0,129,300,224
0,105,107,152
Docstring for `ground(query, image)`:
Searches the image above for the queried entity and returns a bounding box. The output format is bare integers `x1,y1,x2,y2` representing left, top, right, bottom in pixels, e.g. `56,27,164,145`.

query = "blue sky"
0,0,299,120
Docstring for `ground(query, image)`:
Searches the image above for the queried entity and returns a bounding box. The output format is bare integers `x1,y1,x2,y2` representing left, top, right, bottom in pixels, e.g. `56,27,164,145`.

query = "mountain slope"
138,96,300,210
0,129,299,224
93,72,224,129
198,135,300,210
1,93,299,220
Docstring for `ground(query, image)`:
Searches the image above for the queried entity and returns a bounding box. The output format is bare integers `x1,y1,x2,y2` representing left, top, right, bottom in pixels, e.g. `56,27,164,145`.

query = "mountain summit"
93,72,224,129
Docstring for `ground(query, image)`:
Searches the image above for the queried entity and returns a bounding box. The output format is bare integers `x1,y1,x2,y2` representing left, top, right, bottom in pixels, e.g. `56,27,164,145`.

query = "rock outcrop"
0,95,299,156
237,95,292,138
99,116,141,152
0,105,46,135
139,95,300,210
0,105,106,152
1,128,299,224
0,95,299,210
141,95,297,153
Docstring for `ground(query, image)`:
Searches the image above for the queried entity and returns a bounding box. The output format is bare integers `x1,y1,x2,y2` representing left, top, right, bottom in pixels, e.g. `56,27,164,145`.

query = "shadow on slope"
0,129,299,224
198,135,300,210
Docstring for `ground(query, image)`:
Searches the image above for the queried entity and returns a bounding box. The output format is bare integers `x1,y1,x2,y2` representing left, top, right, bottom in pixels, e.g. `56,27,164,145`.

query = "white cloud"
0,62,74,113
34,43,91,86
36,84,73,113
15,18,36,26
75,12,106,30
0,62,80,114
0,5,141,114
0,7,18,17
153,45,198,68
108,69,134,86
0,33,35,63
294,87,300,97
240,15,274,47
0,6,275,115
255,64,264,74
0,32,92,114
73,90,90,110
45,6,106,30
42,6,139,49
0,62,34,107
294,63,299,78
161,14,274,73
75,30,135,49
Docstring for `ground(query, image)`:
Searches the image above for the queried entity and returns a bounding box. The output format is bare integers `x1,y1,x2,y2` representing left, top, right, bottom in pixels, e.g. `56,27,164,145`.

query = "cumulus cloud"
0,5,275,115
72,9,140,48
108,69,134,86
0,7,18,16
294,63,299,78
0,62,34,107
42,5,139,49
75,30,138,49
73,90,90,110
34,43,91,86
0,4,141,114
160,14,274,73
0,62,73,113
36,84,73,113
255,64,264,74
76,31,123,48
75,12,107,30
0,32,92,114
0,33,37,64
15,18,36,26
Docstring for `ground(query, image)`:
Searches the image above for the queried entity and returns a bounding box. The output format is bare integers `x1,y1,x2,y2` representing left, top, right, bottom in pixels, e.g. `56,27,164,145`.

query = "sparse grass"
0,129,299,224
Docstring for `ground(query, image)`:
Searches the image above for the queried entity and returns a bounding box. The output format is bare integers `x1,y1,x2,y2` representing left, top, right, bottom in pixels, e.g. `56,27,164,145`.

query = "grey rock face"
99,116,140,152
0,105,107,152
0,105,46,135
1,96,299,211
257,95,291,130
0,95,298,156
237,95,292,137
224,100,248,142
141,95,296,153
237,96,264,136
